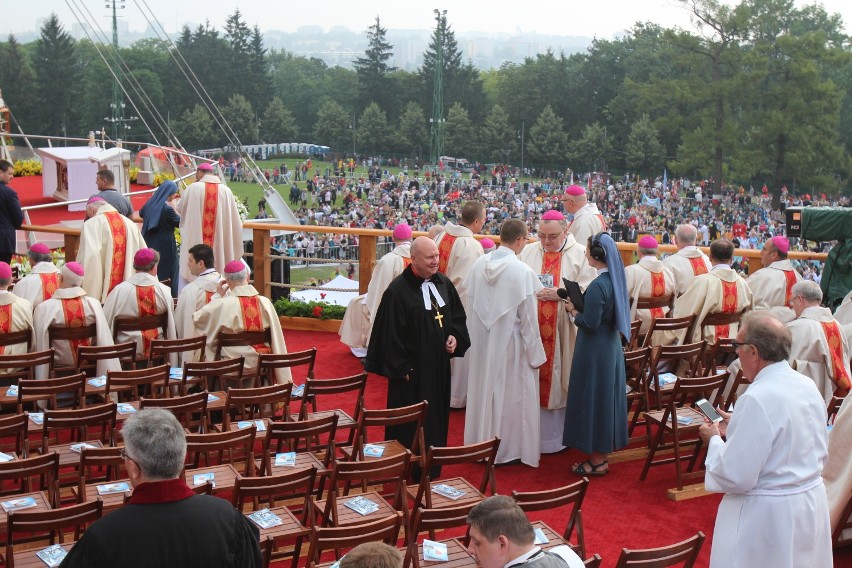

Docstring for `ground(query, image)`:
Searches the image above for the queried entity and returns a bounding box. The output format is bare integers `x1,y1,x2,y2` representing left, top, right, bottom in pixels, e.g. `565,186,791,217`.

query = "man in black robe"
365,236,470,478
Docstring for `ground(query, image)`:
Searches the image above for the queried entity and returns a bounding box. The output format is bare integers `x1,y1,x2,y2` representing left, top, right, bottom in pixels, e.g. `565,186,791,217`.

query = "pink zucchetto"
29,243,51,255
0,263,11,280
541,210,565,221
86,195,105,204
60,262,85,286
197,162,214,171
392,224,412,241
65,262,84,276
638,235,659,249
480,238,496,252
224,260,246,274
564,185,586,196
133,248,157,267
770,236,790,254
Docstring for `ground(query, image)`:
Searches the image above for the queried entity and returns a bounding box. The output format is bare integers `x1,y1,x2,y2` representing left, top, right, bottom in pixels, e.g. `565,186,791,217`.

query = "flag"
662,168,668,192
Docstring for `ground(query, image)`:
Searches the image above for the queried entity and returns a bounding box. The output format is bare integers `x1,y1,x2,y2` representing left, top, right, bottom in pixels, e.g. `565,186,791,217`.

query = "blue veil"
141,180,178,236
598,233,631,342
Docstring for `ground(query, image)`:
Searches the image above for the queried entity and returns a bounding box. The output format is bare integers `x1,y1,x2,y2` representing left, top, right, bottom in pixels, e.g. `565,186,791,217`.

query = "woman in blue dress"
562,232,631,476
139,180,180,296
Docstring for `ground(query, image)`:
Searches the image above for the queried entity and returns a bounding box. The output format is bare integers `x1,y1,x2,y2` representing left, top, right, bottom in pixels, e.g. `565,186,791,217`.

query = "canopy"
290,275,359,307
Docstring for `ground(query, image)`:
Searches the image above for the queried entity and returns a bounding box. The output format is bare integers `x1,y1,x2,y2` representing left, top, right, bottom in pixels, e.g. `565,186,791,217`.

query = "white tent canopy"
289,275,359,307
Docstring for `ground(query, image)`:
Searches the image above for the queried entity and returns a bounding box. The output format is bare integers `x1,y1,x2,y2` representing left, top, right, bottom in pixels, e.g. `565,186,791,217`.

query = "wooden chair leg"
640,420,663,481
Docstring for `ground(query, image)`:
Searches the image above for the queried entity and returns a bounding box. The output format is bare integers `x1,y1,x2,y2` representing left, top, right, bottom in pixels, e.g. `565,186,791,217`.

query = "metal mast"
105,1,136,140
429,9,447,165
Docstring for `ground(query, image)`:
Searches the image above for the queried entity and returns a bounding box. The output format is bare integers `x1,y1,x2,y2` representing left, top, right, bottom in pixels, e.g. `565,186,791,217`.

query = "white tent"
290,275,359,307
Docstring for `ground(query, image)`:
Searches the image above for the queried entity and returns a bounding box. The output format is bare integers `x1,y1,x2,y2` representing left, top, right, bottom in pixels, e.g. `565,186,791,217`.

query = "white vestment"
746,259,800,323
192,284,291,384
175,174,243,285
519,237,596,453
435,222,483,408
12,262,60,309
824,395,852,539
835,289,852,326
662,246,712,296
566,203,606,248
787,306,851,404
175,270,221,340
32,287,119,379
704,361,831,568
102,272,177,363
624,255,676,333
464,247,546,466
0,291,34,361
660,266,753,346
77,204,147,303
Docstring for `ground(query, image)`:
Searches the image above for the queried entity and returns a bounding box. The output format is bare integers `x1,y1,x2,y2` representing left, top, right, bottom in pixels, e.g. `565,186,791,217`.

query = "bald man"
746,236,800,323
561,185,606,247
662,223,712,295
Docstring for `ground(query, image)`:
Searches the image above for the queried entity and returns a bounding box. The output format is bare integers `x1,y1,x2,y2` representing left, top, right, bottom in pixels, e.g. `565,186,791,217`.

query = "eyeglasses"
538,233,563,240
731,341,752,351
119,448,134,462
788,296,802,307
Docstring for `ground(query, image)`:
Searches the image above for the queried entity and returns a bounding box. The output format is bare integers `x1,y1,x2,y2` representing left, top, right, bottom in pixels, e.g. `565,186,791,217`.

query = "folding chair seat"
641,314,694,348
140,391,210,433
185,426,258,476
402,502,477,568
219,382,293,432
304,512,403,568
646,341,706,410
512,478,589,558
614,531,705,568
341,401,428,472
294,373,366,449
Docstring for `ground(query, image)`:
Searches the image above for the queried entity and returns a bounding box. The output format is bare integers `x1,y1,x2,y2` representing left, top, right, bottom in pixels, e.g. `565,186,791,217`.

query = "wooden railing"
23,222,829,298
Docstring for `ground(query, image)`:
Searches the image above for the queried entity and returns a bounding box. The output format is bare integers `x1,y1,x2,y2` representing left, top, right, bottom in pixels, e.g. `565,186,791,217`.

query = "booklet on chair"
432,483,466,500
274,452,297,467
248,508,284,529
36,544,66,567
343,495,379,516
96,482,130,495
1,496,37,512
423,539,449,562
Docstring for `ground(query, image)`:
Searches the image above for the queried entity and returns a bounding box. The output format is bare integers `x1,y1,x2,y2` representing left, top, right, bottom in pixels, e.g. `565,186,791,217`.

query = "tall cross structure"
429,9,447,165
106,0,131,140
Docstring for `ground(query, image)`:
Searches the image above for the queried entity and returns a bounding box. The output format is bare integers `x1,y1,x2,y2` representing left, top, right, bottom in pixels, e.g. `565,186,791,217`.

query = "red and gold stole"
537,251,562,407
238,296,271,354
204,290,215,304
202,183,219,246
61,297,90,358
649,272,667,320
688,257,708,276
39,273,59,302
437,234,457,275
103,212,127,296
0,304,11,355
135,285,159,357
402,257,412,269
715,281,739,339
783,270,797,305
819,321,851,395
596,214,607,231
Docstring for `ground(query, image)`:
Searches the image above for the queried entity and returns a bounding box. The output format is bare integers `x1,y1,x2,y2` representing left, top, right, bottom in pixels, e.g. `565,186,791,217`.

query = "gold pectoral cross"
432,301,444,328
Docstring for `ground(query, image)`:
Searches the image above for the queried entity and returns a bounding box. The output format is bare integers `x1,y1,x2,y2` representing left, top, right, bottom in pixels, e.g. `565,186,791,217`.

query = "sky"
4,0,850,38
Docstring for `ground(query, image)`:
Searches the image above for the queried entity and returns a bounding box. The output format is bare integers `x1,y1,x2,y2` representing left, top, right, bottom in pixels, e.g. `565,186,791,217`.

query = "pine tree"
353,16,396,116
33,14,77,135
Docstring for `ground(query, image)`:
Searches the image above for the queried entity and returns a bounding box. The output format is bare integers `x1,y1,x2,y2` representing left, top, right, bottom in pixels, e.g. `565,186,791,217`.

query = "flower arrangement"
234,196,250,221
274,298,346,320
129,166,139,183
12,160,42,177
152,172,176,187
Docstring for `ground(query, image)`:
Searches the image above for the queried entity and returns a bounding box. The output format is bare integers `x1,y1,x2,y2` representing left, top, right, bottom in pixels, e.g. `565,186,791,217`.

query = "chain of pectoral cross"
431,300,444,328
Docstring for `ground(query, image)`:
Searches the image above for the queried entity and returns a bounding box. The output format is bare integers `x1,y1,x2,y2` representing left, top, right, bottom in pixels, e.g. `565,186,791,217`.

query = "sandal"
571,459,609,477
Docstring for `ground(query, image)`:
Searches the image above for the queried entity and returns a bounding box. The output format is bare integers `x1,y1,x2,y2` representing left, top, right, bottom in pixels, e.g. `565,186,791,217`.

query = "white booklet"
96,481,130,495
432,483,466,500
363,444,385,458
207,393,220,402
28,412,44,425
0,451,15,463
291,384,305,397
87,376,106,388
343,495,379,516
423,539,449,562
248,508,284,529
533,527,550,544
70,442,99,453
1,496,38,512
237,419,266,432
36,544,66,567
193,472,215,488
117,403,137,415
657,372,678,386
5,384,18,397
274,452,296,467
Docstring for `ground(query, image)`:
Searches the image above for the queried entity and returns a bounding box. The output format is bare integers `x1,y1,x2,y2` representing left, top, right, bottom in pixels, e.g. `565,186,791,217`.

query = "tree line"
0,0,850,193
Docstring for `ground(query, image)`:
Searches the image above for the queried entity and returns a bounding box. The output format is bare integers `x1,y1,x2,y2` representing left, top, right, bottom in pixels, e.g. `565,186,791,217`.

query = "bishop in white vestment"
662,224,711,295
745,236,799,323
11,243,59,309
0,262,34,365
174,244,221,342
624,236,676,334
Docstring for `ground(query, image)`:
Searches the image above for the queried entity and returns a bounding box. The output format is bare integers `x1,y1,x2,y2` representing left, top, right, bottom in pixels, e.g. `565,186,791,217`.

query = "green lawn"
290,263,360,287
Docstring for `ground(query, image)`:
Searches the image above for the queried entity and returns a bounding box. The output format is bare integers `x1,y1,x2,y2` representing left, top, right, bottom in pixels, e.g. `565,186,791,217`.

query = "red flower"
320,292,327,300
312,306,324,318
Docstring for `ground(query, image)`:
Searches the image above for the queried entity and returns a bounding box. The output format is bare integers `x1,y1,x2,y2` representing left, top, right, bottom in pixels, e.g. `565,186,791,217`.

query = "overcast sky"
4,0,850,38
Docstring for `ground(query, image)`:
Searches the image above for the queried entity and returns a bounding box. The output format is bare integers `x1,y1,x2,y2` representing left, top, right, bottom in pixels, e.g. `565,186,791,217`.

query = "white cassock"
746,259,800,323
435,222,483,408
33,287,119,379
77,204,147,303
175,174,243,287
787,306,851,404
659,266,753,346
566,203,606,247
624,255,676,333
835,289,852,326
0,291,34,362
662,246,712,296
12,262,60,309
464,247,546,467
339,243,410,356
192,284,291,384
519,236,596,453
704,361,832,568
102,272,177,364
824,395,852,540
175,269,221,340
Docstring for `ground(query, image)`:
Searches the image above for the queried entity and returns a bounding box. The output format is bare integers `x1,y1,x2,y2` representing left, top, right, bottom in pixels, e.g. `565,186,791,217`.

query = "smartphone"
695,398,723,423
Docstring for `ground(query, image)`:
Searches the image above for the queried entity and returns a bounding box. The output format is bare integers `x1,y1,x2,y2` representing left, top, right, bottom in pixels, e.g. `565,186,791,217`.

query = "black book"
561,278,585,313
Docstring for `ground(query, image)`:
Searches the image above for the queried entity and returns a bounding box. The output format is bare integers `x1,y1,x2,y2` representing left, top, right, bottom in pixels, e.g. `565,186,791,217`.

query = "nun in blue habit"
562,232,631,477
139,180,180,296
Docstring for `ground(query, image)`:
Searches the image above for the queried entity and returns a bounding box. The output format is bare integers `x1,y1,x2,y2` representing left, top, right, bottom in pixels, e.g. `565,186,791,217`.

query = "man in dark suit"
0,160,23,264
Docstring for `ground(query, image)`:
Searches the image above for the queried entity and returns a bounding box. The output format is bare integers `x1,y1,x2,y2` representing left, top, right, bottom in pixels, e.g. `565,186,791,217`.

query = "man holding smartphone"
698,312,831,568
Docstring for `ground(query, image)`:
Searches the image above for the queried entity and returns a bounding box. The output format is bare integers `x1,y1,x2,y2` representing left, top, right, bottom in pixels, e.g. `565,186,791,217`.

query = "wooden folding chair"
141,391,210,433
833,493,852,548
632,293,675,347
512,478,589,558
696,308,749,348
403,502,477,567
257,349,316,397
48,323,97,375
185,427,258,476
76,342,136,378
0,329,32,352
642,314,695,348
104,364,170,402
720,369,750,412
220,382,293,431
17,372,87,412
113,311,170,359
74,446,128,510
828,394,846,426
215,328,273,379
640,372,728,490
341,401,428,472
408,438,500,510
624,347,652,444
627,320,642,351
0,414,29,459
0,349,54,385
0,452,60,507
584,555,603,567
614,531,705,568
702,337,736,375
296,373,367,449
148,335,207,367
261,414,338,498
41,403,118,477
304,512,403,567
179,357,245,395
646,341,706,410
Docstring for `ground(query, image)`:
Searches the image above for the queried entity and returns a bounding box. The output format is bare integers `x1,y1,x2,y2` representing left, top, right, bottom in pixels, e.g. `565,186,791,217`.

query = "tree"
570,123,612,173
313,99,352,151
625,114,666,176
247,25,272,112
443,102,475,157
222,93,255,144
357,103,389,155
261,97,298,142
395,102,428,158
353,16,396,115
32,14,77,135
478,105,516,163
176,104,216,150
527,105,568,168
0,35,36,131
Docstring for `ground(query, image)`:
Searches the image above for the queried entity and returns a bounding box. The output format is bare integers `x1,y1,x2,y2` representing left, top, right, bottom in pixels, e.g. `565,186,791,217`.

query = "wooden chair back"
141,391,209,433
105,364,170,401
215,328,272,362
0,349,54,383
634,293,675,312
231,467,317,516
415,438,500,508
642,315,695,347
77,446,125,495
185,426,257,475
148,335,207,367
702,337,736,375
258,348,316,384
614,531,705,568
403,502,476,567
262,413,338,478
647,341,706,409
0,329,32,351
720,369,750,412
76,341,136,377
42,402,118,450
305,512,403,568
114,312,170,357
627,319,642,351
0,452,60,507
17,372,87,412
48,323,97,373
828,394,846,425
696,309,749,344
222,382,292,430
512,479,589,558
180,357,245,395
5,499,103,568
350,401,428,468
0,414,29,459
299,373,367,447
